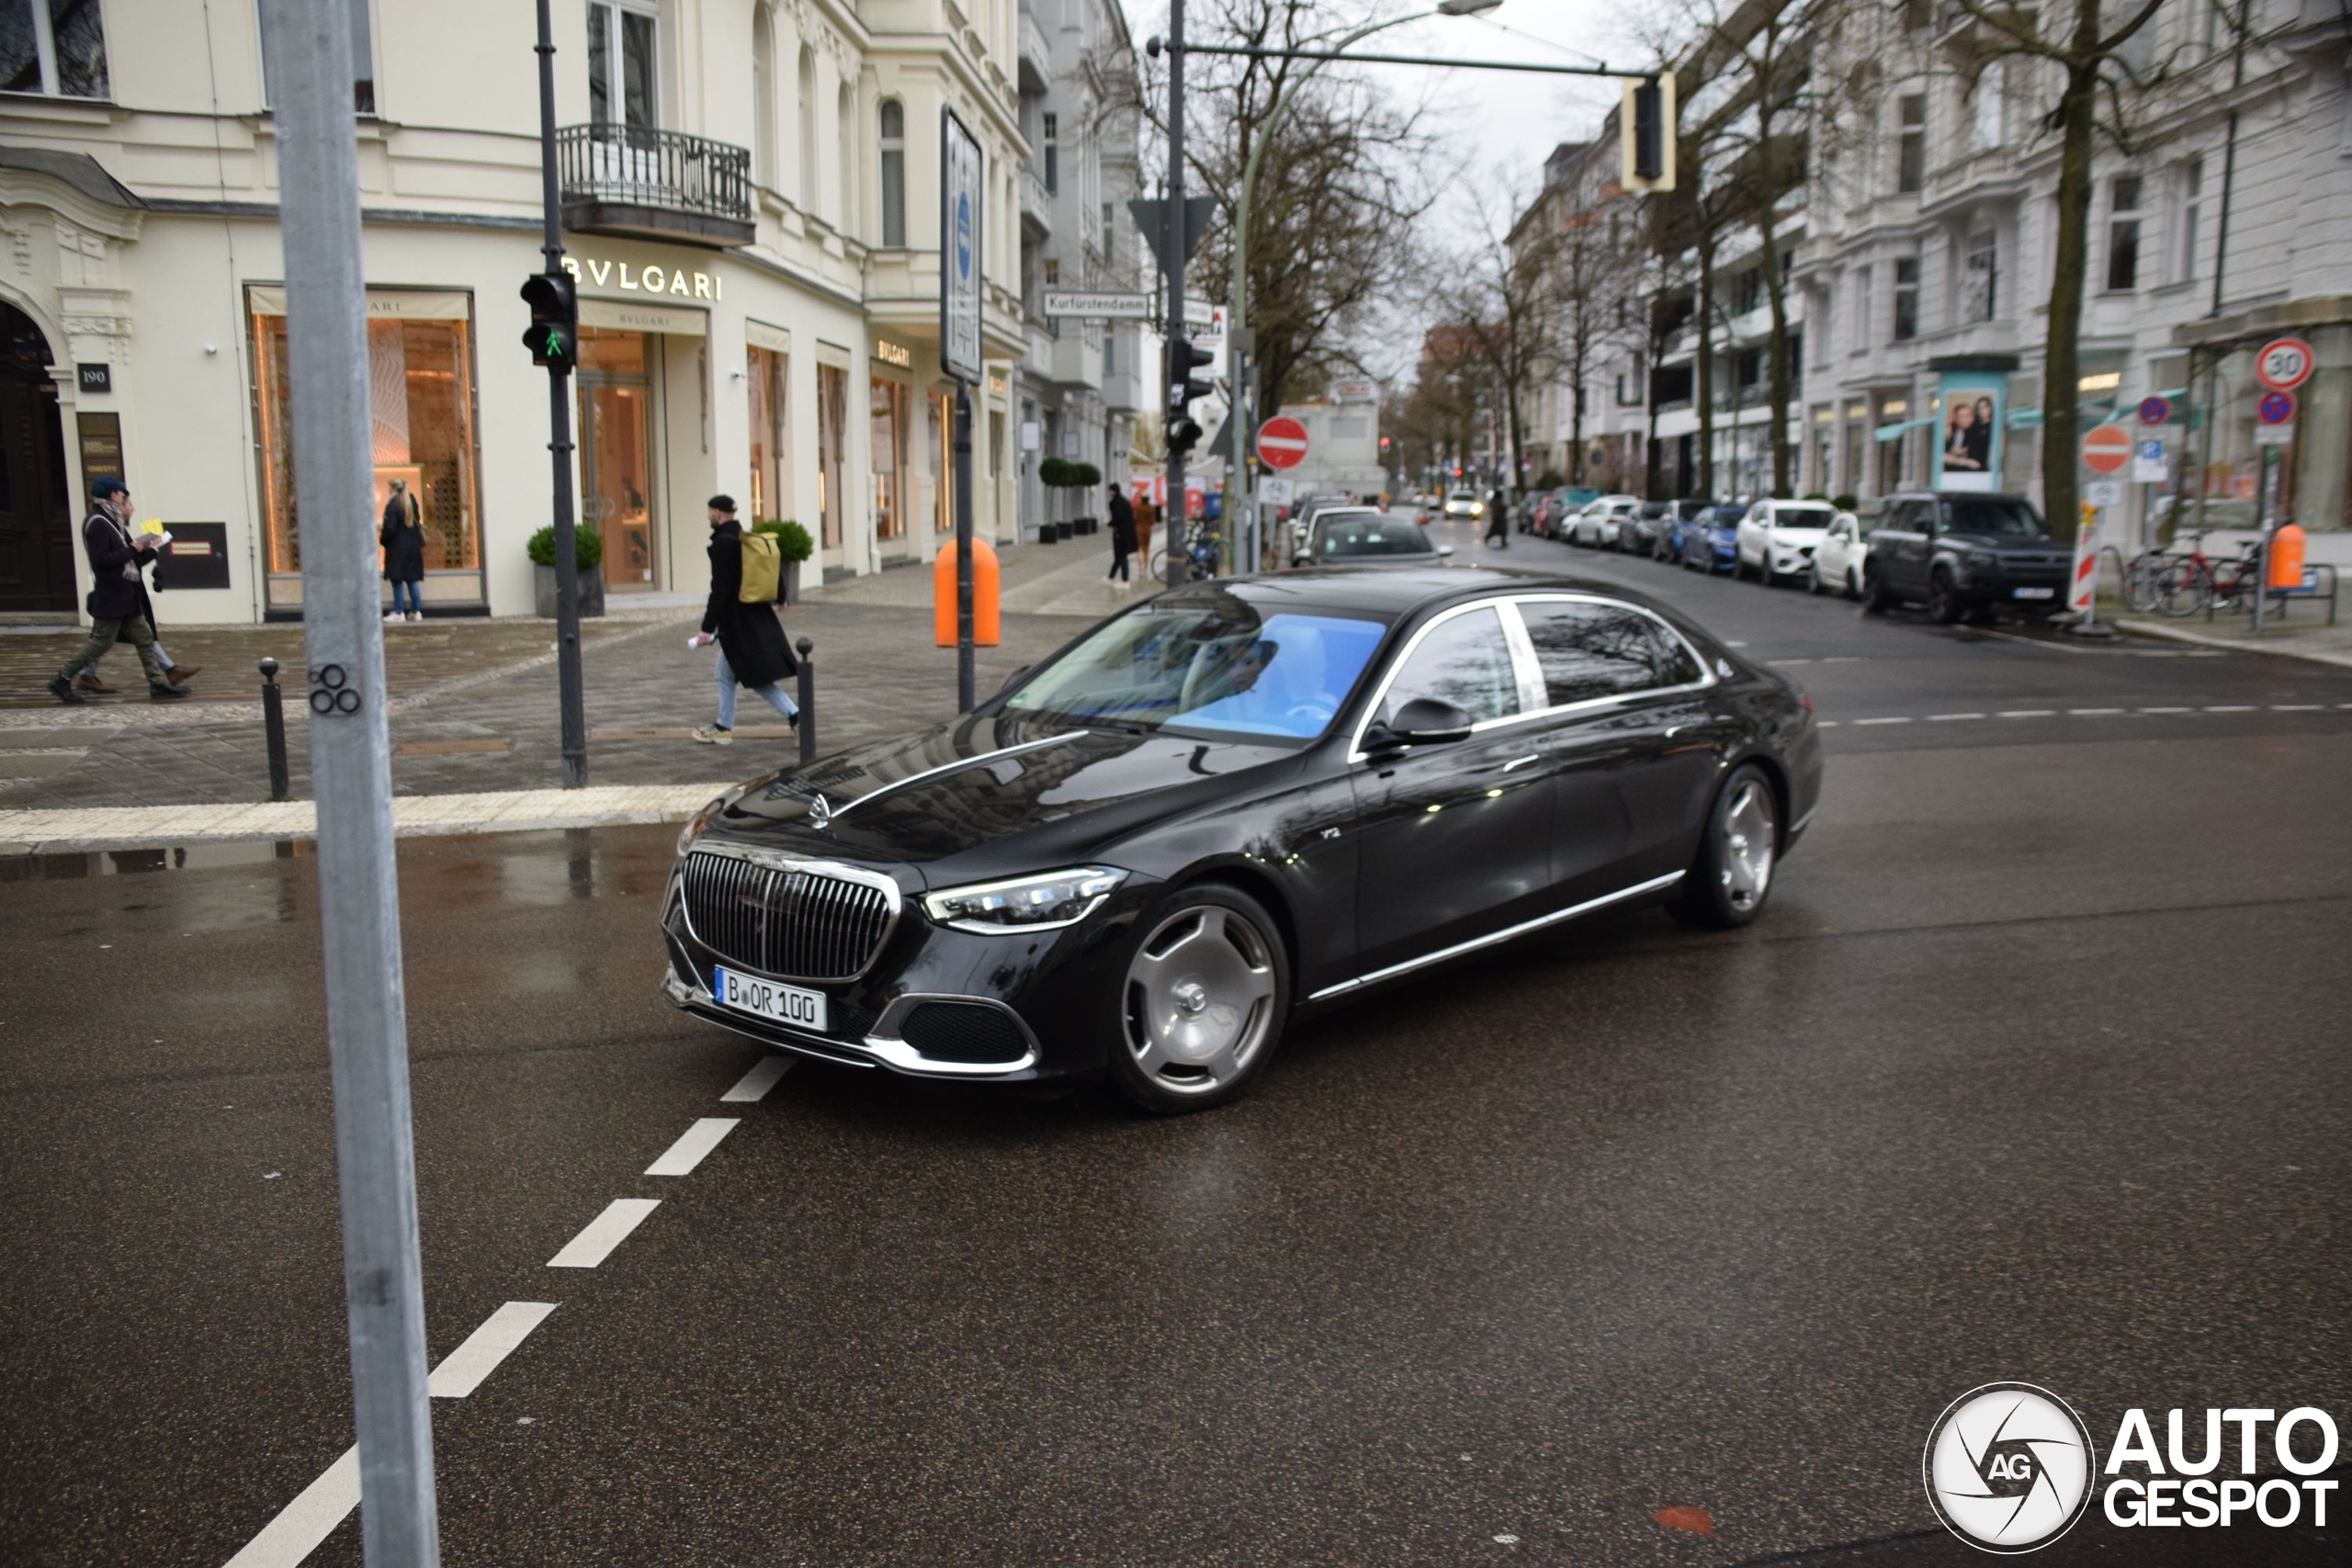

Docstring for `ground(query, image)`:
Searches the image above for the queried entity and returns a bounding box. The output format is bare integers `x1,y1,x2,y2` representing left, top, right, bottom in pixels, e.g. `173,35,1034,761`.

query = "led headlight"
922,866,1128,933
676,795,726,855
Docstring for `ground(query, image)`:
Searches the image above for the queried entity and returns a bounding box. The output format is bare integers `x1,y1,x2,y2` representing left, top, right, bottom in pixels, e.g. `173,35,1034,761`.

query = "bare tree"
1425,185,1568,496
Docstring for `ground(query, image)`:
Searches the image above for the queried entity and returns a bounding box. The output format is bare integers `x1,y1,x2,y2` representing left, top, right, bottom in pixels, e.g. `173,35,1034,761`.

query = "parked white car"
1568,494,1643,548
1808,511,1868,598
1735,499,1840,584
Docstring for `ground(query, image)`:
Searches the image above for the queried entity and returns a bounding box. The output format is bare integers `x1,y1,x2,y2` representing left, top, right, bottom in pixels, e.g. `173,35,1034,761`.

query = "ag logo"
1924,1383,2096,1552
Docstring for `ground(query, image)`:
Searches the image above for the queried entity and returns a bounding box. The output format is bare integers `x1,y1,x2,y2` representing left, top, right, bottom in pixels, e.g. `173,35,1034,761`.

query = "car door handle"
1502,753,1539,772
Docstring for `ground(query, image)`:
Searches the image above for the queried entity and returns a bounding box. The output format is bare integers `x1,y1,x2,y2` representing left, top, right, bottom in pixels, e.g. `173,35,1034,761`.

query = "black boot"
148,682,190,702
47,673,86,705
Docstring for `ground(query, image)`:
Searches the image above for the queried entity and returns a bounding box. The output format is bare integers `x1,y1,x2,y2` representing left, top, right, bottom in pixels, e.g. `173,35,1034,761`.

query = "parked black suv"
1862,492,2071,623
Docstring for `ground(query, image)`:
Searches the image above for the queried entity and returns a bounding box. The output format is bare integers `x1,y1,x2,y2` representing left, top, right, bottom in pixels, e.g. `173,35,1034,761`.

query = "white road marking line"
720,1056,794,1103
2340,702,2352,709
2068,707,2127,715
1853,716,1912,726
426,1302,558,1399
1928,712,1986,722
1815,719,1840,728
220,1445,357,1568
645,1118,740,1178
1768,658,1814,666
2140,705,2193,713
1997,709,2057,717
548,1199,661,1269
2204,704,2256,713
2271,703,2324,711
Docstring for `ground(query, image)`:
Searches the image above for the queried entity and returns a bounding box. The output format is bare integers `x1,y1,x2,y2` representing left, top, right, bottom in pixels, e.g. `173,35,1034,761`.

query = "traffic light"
1620,72,1676,192
1165,335,1215,454
520,272,577,371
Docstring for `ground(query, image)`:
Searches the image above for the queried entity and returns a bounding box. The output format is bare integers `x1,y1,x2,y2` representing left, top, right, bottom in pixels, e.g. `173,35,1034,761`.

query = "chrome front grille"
678,851,896,982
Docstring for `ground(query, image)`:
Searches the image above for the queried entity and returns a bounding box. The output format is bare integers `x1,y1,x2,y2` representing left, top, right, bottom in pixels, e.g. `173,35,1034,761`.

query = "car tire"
1861,566,1894,615
1846,567,1863,600
1670,764,1781,931
1107,882,1291,1115
1807,562,1827,594
1928,568,1964,624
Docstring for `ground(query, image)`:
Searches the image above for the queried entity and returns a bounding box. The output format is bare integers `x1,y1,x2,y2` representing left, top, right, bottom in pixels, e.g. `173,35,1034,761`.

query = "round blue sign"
2258,389,2295,424
2136,396,2170,425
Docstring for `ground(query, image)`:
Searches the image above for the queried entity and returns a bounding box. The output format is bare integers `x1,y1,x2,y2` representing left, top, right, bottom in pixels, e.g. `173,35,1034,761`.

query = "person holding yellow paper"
47,478,187,705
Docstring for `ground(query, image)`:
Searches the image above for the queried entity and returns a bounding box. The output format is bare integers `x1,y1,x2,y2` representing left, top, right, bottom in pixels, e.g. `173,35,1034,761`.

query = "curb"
2113,617,2352,670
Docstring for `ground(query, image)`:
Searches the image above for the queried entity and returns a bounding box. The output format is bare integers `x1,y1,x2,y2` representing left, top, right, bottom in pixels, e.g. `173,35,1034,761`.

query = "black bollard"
796,637,815,764
259,657,290,802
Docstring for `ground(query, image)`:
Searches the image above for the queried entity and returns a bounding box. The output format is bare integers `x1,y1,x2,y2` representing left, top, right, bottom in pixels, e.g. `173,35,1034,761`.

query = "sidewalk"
2113,605,2352,668
0,536,1130,834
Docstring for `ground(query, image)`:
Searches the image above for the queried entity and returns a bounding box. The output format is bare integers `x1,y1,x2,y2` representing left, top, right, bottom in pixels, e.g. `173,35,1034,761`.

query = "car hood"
693,715,1302,884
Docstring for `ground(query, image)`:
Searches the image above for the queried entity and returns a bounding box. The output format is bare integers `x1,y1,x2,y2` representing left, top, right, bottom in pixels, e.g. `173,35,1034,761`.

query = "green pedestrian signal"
521,272,577,371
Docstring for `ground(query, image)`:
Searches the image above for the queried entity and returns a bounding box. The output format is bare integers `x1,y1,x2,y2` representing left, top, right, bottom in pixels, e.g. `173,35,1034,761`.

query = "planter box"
780,558,804,604
535,563,605,619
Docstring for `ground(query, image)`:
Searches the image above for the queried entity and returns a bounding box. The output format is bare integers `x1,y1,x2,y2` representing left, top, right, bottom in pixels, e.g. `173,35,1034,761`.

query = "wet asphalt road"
4,527,2349,1567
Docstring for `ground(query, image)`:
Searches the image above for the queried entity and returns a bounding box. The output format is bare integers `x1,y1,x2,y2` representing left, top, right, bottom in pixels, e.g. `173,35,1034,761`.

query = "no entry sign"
1256,415,1309,470
2080,424,2132,475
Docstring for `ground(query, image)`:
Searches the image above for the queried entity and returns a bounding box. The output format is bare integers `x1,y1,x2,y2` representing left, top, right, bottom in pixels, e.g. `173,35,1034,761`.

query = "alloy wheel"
1720,777,1777,912
1123,903,1278,1097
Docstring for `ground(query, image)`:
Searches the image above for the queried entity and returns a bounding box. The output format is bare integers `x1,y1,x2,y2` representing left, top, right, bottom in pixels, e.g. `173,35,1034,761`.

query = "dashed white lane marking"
2069,707,2127,715
220,1446,358,1568
225,1301,560,1566
2272,703,2324,711
425,1302,558,1398
2204,704,2256,712
720,1055,795,1103
645,1118,740,1178
1852,716,1912,726
1929,712,1986,721
2142,705,2194,713
1997,709,2058,717
548,1199,661,1269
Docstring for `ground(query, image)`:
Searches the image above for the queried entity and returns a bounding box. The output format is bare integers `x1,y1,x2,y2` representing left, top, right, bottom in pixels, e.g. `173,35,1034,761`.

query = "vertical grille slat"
680,852,894,982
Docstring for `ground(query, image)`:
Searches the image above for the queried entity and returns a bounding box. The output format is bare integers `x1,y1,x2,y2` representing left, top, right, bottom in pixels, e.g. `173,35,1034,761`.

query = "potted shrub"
1074,462,1103,534
528,524,605,618
1036,457,1073,542
751,518,815,603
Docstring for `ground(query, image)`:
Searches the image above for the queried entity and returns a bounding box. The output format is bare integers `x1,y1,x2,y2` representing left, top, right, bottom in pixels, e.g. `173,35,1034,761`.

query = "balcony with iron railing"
559,124,755,248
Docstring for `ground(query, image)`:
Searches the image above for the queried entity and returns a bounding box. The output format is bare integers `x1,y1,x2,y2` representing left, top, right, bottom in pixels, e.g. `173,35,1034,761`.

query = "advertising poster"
1932,371,2005,492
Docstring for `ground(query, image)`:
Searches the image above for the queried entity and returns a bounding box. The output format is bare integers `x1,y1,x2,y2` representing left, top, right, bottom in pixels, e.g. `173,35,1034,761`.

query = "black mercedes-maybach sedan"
662,569,1823,1112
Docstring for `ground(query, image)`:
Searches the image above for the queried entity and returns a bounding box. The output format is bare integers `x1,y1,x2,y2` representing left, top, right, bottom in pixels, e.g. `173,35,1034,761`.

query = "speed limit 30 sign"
2256,337,2316,392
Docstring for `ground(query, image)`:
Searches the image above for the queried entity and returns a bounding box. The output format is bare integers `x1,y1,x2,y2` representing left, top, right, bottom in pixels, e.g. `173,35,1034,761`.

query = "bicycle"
1148,528,1224,581
2155,531,2263,619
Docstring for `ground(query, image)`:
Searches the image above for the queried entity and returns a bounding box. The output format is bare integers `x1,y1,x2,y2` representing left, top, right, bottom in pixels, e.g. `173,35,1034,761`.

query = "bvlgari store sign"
560,253,717,336
560,254,723,301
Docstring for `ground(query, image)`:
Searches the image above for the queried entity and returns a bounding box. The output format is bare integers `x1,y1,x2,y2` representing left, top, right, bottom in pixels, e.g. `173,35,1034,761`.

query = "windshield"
1320,517,1434,557
1944,498,2049,537
1773,505,1834,528
1002,590,1391,743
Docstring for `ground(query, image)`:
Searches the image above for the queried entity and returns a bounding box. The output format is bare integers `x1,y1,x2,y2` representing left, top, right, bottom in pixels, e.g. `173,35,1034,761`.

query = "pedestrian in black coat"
688,495,800,746
1106,485,1137,588
380,479,426,623
47,477,182,704
1485,486,1510,547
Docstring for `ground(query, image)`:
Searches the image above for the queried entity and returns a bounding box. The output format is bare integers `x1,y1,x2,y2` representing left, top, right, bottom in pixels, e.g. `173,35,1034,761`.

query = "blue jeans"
389,580,422,615
715,649,798,730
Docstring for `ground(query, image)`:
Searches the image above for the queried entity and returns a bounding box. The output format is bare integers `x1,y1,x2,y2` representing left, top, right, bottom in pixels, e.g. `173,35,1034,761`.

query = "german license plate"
2012,586,2055,599
712,966,827,1032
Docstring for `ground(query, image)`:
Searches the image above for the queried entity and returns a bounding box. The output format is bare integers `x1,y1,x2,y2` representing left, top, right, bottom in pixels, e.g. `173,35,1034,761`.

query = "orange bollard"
933,536,1001,647
2267,521,2306,590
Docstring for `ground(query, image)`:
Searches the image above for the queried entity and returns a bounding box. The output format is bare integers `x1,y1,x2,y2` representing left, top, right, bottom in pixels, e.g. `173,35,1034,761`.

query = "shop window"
249,289,481,592
1892,256,1919,342
747,344,791,524
816,362,846,552
871,375,908,542
879,98,907,246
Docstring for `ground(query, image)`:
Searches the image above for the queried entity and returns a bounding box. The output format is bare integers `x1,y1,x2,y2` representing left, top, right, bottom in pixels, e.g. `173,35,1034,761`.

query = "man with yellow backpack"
688,495,799,745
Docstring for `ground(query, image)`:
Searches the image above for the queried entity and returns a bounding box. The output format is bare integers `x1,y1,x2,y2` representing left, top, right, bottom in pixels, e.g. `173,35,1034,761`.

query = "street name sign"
1257,415,1309,469
1044,290,1155,320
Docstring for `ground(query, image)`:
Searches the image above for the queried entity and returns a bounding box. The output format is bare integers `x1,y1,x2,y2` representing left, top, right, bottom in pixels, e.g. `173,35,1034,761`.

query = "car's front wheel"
1927,568,1965,624
1671,764,1780,930
1109,884,1290,1114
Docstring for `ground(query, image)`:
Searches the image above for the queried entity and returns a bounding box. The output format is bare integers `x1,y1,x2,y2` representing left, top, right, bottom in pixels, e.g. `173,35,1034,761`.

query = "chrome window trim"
672,843,904,983
1306,871,1685,1001
1347,592,1719,762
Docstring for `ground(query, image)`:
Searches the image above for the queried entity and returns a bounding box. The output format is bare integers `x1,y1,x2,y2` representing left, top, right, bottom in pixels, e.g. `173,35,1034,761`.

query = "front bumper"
1953,567,2068,603
659,861,1151,1082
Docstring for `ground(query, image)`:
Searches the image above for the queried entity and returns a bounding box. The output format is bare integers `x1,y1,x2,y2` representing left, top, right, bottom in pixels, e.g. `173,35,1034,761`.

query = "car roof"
1216,567,1682,620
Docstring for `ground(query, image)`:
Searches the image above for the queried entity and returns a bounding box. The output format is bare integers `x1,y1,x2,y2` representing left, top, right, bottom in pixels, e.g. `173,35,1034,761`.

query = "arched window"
752,6,776,187
878,98,906,247
797,46,817,210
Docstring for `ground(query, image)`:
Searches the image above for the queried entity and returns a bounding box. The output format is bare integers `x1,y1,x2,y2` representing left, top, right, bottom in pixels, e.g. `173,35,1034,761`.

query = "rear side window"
1382,606,1521,725
1517,601,1665,705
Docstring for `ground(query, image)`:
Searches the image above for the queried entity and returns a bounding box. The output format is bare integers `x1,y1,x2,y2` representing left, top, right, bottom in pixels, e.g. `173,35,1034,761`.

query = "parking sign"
939,107,984,384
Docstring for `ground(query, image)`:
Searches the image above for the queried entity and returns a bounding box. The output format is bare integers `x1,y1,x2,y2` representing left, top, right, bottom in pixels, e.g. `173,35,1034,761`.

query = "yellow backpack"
738,531,782,604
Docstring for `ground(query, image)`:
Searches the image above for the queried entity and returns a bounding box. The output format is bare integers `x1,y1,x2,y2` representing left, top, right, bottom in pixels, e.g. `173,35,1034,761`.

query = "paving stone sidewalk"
0,536,1135,815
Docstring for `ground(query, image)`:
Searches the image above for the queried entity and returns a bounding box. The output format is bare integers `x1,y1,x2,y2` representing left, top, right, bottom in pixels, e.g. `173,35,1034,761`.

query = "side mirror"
1380,697,1476,747
1435,544,1454,558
